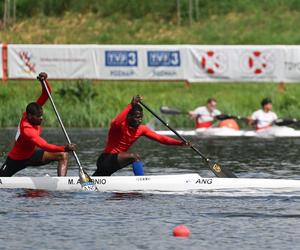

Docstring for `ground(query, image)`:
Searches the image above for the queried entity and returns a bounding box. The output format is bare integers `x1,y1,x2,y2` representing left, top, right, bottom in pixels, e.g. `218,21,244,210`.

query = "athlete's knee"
130,153,140,161
58,152,68,161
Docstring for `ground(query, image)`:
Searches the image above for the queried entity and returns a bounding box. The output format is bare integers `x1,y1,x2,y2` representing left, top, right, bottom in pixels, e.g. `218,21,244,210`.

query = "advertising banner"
282,46,300,81
94,45,186,80
7,45,186,80
6,44,300,82
8,45,98,79
186,46,285,82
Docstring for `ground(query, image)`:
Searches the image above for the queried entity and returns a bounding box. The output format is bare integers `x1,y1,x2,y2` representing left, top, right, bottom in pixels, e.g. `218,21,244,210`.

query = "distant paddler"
93,95,190,176
0,72,76,177
188,98,221,128
248,98,278,130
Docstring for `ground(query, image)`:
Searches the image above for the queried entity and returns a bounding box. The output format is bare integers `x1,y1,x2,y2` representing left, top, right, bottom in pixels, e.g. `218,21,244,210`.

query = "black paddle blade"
274,118,297,126
215,114,235,121
160,106,183,115
79,169,98,191
208,161,237,178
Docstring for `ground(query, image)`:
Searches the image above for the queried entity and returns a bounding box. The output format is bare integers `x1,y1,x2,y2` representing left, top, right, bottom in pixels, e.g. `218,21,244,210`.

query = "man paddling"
188,98,221,128
248,98,278,130
93,95,190,176
0,72,76,177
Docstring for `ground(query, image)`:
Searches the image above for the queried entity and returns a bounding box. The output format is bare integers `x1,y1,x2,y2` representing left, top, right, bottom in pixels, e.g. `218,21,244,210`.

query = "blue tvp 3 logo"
105,51,138,67
147,51,181,67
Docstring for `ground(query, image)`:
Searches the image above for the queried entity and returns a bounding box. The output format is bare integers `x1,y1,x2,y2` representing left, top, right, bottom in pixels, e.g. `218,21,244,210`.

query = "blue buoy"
132,161,144,176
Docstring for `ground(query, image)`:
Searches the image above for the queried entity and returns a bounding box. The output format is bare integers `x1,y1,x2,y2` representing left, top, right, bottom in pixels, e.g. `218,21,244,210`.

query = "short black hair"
26,102,43,116
261,98,272,107
207,98,217,104
128,104,143,117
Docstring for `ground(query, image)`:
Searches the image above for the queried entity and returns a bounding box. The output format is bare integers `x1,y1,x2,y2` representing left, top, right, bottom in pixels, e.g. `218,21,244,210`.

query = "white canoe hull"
1,174,300,192
156,126,300,138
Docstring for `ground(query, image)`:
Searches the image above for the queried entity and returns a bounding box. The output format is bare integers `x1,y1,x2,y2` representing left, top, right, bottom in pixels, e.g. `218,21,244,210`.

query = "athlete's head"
26,102,43,125
261,98,272,112
127,104,143,128
207,98,217,112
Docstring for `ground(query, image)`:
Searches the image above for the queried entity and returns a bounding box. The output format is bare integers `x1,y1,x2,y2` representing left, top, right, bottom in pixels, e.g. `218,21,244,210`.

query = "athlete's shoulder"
270,111,278,118
20,113,33,129
139,124,152,133
194,106,206,113
214,109,221,115
252,109,262,116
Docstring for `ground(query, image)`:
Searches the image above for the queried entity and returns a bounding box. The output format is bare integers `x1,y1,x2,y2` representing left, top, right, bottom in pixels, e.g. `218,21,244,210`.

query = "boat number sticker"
195,179,213,184
68,178,107,185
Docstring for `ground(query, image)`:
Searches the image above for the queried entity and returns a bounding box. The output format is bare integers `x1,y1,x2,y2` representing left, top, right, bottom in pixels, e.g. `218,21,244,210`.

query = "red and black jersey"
104,104,183,154
8,81,65,160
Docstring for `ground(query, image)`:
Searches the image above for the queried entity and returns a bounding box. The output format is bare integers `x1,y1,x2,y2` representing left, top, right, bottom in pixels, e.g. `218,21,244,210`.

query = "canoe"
0,174,300,193
156,126,300,138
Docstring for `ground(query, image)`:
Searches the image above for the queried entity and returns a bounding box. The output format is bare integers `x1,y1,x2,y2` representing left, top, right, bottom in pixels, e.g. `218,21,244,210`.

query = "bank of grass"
1,6,300,44
0,80,300,128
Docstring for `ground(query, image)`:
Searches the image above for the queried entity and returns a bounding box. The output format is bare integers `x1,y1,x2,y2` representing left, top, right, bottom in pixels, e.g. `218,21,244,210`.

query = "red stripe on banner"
2,44,8,81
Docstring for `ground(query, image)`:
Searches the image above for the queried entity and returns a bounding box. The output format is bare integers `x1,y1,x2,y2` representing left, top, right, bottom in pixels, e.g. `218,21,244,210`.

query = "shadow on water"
107,192,153,201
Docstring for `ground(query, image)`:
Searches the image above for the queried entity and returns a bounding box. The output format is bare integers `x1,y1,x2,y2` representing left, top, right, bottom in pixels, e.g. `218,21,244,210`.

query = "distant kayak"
156,126,300,138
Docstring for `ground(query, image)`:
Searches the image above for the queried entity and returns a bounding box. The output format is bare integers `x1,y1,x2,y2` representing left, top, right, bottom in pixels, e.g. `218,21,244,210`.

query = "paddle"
273,118,300,126
140,101,237,178
160,106,247,121
37,74,97,191
160,106,187,115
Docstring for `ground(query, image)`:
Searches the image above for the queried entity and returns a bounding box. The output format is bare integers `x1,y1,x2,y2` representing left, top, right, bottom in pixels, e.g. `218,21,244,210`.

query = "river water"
0,128,300,250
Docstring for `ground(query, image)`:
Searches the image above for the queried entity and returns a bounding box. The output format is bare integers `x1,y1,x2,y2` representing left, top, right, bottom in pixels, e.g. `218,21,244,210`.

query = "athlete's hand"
38,72,48,81
64,143,77,152
131,95,142,105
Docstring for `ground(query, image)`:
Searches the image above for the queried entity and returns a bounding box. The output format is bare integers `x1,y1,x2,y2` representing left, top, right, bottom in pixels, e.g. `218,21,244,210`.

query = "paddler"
93,95,190,176
188,98,221,128
0,72,76,177
248,97,278,130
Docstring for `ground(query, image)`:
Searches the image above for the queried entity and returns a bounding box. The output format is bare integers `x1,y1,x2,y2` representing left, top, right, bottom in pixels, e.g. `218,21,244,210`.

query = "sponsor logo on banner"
19,51,36,74
241,50,275,75
147,51,180,67
105,51,138,67
105,50,137,77
147,50,181,77
284,61,300,74
199,50,228,75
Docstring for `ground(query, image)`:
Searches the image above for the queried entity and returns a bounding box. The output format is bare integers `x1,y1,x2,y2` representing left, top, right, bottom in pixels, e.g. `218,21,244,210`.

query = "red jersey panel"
8,81,65,160
104,104,183,154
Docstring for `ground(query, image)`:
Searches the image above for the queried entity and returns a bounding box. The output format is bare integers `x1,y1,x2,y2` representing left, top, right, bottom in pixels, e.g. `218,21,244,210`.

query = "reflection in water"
17,189,51,198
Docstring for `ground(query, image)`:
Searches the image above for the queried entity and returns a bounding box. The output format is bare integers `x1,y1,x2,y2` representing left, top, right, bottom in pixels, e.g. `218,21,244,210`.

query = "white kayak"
0,174,300,193
156,126,300,138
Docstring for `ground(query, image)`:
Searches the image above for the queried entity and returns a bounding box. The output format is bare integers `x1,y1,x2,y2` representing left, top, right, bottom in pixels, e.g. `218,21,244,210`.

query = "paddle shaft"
140,101,209,162
39,78,84,172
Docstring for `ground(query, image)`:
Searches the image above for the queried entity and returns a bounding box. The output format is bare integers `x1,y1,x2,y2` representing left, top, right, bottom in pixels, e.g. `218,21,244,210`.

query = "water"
0,128,300,250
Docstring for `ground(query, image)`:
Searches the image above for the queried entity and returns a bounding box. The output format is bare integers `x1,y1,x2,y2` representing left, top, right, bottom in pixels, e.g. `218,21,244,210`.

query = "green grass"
1,1,300,128
1,80,300,128
1,5,300,44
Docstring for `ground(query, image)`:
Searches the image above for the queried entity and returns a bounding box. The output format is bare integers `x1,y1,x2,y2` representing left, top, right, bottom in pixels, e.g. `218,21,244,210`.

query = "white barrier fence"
4,45,300,82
